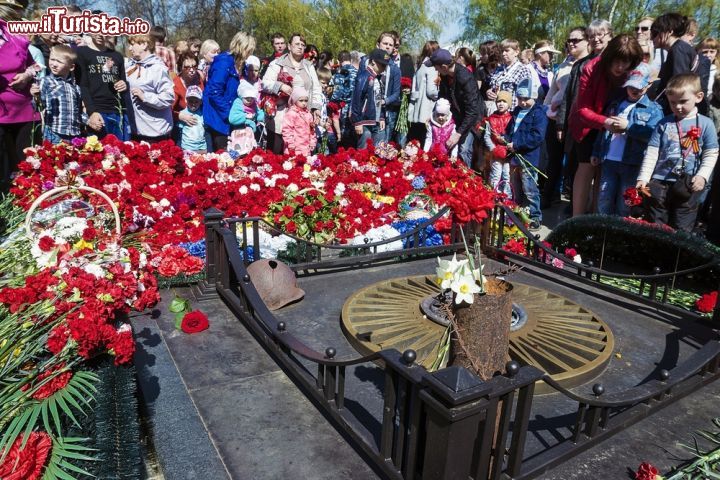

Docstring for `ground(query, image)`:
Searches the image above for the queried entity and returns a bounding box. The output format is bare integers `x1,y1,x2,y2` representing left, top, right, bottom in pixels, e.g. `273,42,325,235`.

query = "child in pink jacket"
283,86,317,157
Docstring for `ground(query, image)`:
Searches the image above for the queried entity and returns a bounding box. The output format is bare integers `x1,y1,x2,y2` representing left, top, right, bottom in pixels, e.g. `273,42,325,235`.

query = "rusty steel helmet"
246,259,305,310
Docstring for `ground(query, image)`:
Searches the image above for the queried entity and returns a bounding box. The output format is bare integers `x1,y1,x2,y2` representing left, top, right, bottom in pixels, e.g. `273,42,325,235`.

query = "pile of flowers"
10,137,495,250
0,189,160,478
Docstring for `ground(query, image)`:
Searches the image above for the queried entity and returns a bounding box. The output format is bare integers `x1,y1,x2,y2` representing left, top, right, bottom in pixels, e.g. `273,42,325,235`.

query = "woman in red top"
569,34,643,216
172,53,204,133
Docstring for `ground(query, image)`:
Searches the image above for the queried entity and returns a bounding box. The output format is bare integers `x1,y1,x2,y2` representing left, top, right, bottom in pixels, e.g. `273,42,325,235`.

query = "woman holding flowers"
204,31,256,151
262,33,323,154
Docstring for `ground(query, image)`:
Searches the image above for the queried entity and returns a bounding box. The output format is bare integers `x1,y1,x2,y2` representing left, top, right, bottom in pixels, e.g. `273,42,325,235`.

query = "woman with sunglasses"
556,20,612,214
172,53,204,136
541,27,588,207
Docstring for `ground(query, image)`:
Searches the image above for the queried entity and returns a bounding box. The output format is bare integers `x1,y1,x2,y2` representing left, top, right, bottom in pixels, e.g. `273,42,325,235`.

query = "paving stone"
192,371,379,480
134,314,230,480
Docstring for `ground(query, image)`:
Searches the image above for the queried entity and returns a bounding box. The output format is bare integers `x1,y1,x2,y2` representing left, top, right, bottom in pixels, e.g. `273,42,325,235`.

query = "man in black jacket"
426,49,480,167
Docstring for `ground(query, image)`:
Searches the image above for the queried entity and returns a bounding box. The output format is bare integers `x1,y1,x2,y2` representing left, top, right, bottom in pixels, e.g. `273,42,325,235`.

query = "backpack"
331,68,354,103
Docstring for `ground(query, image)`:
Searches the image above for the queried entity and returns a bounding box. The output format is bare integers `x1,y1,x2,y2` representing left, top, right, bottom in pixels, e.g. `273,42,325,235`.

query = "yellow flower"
376,195,395,204
84,135,103,152
73,239,94,251
303,164,312,172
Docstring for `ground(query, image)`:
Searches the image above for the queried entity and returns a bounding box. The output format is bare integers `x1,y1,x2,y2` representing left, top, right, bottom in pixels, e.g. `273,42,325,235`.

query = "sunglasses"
566,38,585,44
182,65,197,70
635,26,650,32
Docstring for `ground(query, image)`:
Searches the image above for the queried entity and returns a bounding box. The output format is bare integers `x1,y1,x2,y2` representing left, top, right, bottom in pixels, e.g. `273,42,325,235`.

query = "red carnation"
157,259,181,277
0,432,52,480
181,310,209,334
302,205,315,216
31,365,73,400
181,255,204,275
564,247,577,258
281,205,295,217
623,187,643,207
635,462,659,480
400,76,412,89
82,226,98,241
37,235,56,252
47,326,70,354
110,328,135,365
695,291,718,313
503,238,527,256
285,221,297,233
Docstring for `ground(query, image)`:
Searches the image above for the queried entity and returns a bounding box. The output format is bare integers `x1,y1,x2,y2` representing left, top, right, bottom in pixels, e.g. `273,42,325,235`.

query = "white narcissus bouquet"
435,252,486,305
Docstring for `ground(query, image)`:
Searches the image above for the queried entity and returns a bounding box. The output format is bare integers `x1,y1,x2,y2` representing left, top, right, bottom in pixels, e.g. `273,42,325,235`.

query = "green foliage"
43,437,96,480
0,194,24,239
599,277,701,312
546,215,720,281
0,371,98,457
665,417,720,479
461,0,720,52
244,0,437,54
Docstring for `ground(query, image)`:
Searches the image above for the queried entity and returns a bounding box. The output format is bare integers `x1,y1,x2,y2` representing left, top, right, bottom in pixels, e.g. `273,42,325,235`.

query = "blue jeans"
458,133,474,168
42,126,73,144
513,167,542,222
598,161,639,216
99,112,130,141
489,161,512,196
383,109,398,144
356,124,382,150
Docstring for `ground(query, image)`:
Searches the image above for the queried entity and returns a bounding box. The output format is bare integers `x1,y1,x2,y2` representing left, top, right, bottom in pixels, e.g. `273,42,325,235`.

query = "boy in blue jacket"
351,49,390,149
591,63,663,216
505,77,548,230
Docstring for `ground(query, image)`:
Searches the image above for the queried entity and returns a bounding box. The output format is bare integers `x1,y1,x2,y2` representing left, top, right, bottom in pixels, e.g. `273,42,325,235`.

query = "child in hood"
484,90,513,195
283,86,317,157
424,98,457,158
228,80,265,155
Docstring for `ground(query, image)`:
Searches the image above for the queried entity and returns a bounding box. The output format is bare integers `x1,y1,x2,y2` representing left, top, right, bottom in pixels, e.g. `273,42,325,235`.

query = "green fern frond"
0,371,98,458
42,437,96,480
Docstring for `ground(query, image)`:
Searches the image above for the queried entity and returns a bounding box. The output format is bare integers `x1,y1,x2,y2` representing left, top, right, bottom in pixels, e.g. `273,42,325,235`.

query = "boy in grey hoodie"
125,34,174,143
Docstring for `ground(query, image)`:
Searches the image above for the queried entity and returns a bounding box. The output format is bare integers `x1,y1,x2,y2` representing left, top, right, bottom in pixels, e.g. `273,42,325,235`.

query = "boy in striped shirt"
31,44,84,144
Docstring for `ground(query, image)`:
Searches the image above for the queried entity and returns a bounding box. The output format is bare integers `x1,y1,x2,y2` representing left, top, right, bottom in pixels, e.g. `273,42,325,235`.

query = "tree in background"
462,0,719,53
244,0,437,55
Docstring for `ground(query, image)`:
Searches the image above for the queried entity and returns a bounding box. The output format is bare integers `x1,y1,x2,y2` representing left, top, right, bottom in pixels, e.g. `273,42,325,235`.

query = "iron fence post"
419,366,493,480
192,208,224,300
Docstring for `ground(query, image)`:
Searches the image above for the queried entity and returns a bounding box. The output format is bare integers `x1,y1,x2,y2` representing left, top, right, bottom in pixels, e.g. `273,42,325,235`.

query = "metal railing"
482,204,720,323
202,208,544,480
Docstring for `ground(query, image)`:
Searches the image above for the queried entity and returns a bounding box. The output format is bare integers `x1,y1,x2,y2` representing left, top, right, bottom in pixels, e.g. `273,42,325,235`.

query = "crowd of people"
1,1,720,240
